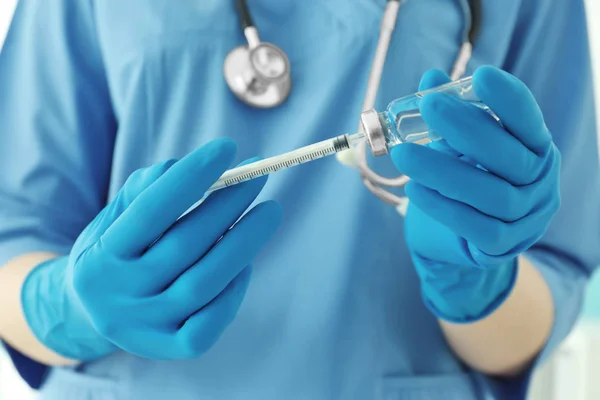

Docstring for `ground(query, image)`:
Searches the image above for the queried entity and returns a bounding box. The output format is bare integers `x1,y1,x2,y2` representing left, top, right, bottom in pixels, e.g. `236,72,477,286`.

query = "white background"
0,0,15,47
0,1,600,399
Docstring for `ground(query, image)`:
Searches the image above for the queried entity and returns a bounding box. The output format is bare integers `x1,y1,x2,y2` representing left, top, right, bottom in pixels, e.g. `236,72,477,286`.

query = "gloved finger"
81,159,177,240
405,181,514,257
98,270,252,359
157,200,281,321
420,92,545,186
175,266,252,359
84,293,178,359
473,66,552,155
139,174,268,293
426,139,462,158
418,71,464,157
406,181,559,257
102,138,237,258
103,327,178,360
392,143,534,222
418,69,452,92
466,216,550,267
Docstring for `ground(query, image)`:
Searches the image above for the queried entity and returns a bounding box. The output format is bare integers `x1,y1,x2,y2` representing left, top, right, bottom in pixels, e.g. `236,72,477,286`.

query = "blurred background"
0,1,599,399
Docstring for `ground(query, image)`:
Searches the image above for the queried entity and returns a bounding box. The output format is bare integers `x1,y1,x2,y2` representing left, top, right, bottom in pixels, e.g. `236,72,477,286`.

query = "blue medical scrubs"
1,0,599,399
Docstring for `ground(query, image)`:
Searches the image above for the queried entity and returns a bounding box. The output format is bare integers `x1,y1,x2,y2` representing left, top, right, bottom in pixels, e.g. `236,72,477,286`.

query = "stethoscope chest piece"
224,41,292,108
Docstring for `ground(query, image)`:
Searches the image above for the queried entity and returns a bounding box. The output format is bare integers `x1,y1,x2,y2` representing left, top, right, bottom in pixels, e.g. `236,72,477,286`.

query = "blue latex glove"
391,66,561,323
21,138,282,360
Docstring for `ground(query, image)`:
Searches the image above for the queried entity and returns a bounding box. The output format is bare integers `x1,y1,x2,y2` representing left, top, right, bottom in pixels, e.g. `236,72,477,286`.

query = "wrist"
21,256,116,361
415,255,519,324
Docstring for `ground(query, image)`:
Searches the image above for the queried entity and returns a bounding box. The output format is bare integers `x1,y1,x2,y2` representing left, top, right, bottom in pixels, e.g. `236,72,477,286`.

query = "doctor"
0,0,599,399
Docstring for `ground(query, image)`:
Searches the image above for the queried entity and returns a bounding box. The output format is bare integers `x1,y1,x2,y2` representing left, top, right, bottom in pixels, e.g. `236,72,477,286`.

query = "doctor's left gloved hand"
21,139,282,361
392,66,561,323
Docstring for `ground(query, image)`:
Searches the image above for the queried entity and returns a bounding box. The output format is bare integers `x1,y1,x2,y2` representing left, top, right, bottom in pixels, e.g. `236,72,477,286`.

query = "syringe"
206,133,366,194
206,76,491,194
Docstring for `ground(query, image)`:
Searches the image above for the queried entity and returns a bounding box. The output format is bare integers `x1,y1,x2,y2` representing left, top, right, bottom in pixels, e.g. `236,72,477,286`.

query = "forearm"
0,252,78,366
439,256,553,377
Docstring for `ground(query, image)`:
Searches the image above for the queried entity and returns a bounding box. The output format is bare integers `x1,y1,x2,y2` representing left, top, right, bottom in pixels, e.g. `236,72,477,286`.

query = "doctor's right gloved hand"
21,138,282,361
393,67,561,323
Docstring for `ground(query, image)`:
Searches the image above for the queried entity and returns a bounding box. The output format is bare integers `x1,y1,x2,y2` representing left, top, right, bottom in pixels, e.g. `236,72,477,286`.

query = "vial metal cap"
360,109,388,156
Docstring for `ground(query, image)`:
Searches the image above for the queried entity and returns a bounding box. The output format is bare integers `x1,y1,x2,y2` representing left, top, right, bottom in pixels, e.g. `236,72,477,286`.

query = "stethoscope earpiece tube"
468,0,482,44
235,0,254,29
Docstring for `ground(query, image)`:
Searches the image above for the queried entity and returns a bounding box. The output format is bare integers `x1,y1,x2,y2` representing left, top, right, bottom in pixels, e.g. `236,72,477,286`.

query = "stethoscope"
224,0,482,213
223,0,292,108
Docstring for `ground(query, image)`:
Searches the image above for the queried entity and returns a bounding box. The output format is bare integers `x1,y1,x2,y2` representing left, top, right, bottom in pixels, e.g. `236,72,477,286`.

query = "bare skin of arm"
440,256,554,377
0,252,78,366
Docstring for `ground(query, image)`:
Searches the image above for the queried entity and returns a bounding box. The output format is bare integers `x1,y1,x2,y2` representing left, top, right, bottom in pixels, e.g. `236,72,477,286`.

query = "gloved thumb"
418,69,451,92
418,70,462,158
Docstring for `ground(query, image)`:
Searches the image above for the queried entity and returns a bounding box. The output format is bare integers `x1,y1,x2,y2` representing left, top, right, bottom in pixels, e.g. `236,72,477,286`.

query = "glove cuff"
21,257,116,361
418,257,519,324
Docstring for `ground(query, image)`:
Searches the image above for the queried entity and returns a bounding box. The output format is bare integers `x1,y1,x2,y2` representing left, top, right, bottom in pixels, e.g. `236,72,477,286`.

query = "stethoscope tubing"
352,0,480,210
230,0,481,211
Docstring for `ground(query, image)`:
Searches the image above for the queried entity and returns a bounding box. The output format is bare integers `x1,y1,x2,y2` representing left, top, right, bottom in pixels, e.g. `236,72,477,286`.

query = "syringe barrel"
361,76,496,155
206,134,351,194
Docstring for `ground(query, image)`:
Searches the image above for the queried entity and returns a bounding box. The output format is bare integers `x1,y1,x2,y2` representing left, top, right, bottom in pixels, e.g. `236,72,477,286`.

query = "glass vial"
361,76,491,156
